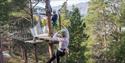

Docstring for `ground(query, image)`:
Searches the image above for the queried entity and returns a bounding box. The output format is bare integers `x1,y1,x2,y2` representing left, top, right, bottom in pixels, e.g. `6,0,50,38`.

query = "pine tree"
67,7,86,63
84,0,121,63
60,1,70,27
0,0,9,26
114,0,125,63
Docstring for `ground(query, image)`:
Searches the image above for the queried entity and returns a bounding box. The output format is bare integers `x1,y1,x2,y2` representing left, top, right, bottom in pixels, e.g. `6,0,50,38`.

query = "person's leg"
57,56,60,63
56,50,65,63
47,50,65,63
52,21,57,31
56,50,60,63
53,21,57,27
47,53,56,63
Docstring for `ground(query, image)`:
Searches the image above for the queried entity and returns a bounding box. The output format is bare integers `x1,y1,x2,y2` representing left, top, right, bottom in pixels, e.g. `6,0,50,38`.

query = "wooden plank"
25,40,44,44
11,35,32,41
38,36,51,40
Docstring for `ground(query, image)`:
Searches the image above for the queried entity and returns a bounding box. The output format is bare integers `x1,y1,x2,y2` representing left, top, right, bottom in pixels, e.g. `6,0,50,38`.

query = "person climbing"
51,11,58,27
47,27,69,63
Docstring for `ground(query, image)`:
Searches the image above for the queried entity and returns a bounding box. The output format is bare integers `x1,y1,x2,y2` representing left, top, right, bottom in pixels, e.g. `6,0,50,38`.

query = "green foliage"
0,0,9,25
84,0,122,63
115,32,125,63
60,1,70,27
108,1,125,63
66,7,87,63
120,0,125,26
2,0,125,63
0,0,28,26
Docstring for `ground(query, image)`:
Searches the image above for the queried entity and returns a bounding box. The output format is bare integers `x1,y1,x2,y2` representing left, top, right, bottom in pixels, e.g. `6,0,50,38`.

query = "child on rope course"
47,27,69,63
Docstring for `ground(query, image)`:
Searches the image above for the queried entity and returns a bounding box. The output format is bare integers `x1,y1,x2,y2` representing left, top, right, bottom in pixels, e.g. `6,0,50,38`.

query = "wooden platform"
25,40,44,44
9,32,59,44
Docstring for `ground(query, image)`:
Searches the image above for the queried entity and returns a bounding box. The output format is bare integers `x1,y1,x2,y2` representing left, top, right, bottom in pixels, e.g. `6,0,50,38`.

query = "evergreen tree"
0,0,9,26
114,0,125,63
84,0,121,63
67,7,87,63
60,1,70,27
120,0,125,26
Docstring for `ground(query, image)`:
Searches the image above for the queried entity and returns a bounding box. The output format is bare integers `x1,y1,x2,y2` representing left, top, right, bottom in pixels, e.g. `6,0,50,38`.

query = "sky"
51,0,90,6
51,0,90,1
33,0,90,7
33,0,89,15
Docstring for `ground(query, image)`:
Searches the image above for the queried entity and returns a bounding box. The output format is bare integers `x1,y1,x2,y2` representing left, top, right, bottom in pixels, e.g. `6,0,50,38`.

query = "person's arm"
51,32,63,42
61,25,70,39
52,32,58,38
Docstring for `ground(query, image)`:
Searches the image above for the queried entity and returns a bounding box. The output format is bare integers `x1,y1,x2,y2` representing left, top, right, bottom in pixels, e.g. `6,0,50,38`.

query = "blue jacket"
52,14,58,23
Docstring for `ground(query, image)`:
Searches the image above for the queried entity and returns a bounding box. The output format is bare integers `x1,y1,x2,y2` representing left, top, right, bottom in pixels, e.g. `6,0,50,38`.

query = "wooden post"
29,0,34,27
21,45,24,60
20,44,27,63
58,10,61,30
45,0,53,58
34,44,38,63
24,47,28,63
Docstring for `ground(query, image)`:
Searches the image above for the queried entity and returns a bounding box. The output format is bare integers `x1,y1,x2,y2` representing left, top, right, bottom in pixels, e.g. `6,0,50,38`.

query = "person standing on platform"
52,11,58,28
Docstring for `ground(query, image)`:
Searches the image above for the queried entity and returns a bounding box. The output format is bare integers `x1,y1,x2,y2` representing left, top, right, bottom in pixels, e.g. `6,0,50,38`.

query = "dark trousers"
52,21,57,27
47,49,65,63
